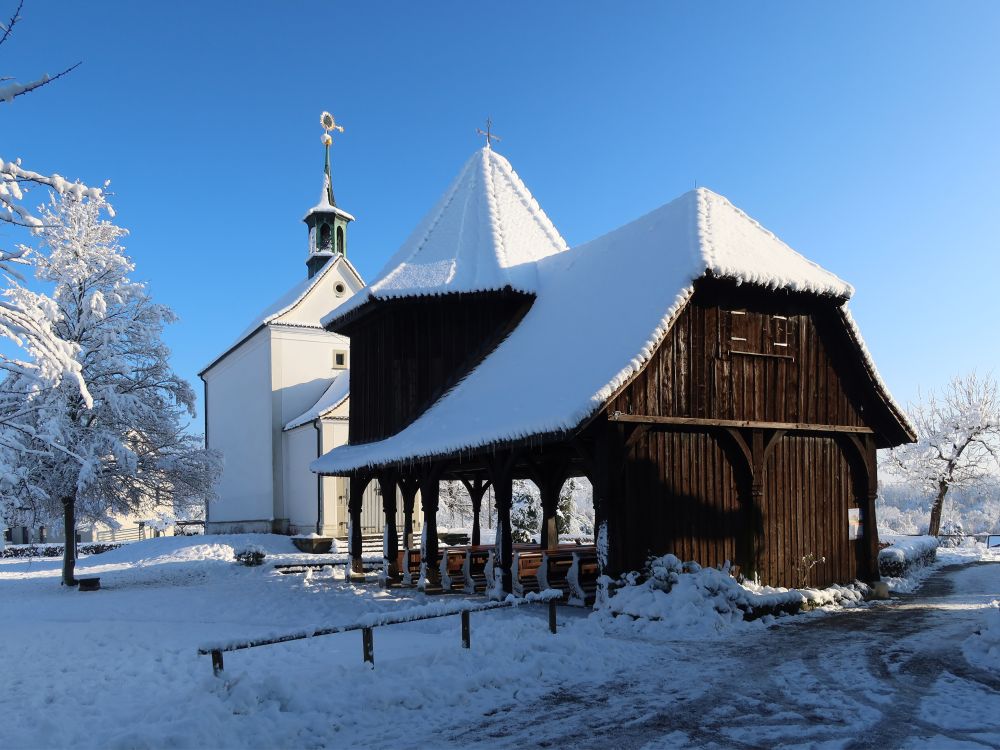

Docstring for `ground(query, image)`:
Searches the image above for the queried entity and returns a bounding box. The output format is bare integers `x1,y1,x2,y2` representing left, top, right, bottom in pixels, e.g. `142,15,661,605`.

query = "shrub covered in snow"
938,518,966,547
963,600,1000,673
602,554,866,633
878,535,938,577
233,544,266,567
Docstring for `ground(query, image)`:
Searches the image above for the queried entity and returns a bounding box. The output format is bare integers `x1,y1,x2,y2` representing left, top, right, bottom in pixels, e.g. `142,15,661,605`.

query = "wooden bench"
536,546,598,605
396,548,422,585
512,551,544,596
439,548,468,592
461,545,494,593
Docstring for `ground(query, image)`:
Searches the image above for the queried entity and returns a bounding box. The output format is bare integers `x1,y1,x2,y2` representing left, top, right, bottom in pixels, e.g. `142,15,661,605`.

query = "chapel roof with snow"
312,177,914,475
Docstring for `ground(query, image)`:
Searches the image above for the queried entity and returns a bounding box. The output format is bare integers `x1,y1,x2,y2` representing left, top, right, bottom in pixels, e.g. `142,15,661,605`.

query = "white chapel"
200,117,409,538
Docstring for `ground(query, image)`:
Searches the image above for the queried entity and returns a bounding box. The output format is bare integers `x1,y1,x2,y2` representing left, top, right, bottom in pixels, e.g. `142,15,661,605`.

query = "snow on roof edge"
310,186,901,476
285,370,351,431
201,255,363,376
838,306,917,441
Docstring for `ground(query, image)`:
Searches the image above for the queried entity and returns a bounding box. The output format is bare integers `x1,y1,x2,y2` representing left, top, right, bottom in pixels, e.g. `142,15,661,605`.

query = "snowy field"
1,535,998,749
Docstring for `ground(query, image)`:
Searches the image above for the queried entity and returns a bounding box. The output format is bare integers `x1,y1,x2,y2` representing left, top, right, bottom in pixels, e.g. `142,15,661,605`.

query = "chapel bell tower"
304,111,354,279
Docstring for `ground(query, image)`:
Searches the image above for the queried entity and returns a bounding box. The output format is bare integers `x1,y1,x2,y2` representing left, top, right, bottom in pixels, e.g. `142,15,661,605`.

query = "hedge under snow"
602,554,867,633
878,535,938,578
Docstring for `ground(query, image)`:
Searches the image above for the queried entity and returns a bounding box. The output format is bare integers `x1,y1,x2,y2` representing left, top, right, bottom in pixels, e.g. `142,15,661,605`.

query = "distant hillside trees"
884,373,1000,536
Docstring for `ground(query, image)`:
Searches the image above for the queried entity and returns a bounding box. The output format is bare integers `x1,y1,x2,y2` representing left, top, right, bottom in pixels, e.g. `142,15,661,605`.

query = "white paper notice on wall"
848,508,862,540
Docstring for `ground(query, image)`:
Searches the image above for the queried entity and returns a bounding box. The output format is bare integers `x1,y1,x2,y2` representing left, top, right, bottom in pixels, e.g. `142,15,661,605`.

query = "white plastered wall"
204,330,275,533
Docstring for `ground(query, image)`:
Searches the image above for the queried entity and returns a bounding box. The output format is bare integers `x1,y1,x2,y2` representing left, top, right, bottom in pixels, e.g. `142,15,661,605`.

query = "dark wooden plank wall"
607,285,873,587
347,292,531,444
618,430,742,575
618,431,860,587
608,293,867,426
760,435,859,588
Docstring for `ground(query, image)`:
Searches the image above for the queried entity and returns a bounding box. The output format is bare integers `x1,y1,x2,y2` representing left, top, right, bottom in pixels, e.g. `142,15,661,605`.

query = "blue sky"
4,2,1000,427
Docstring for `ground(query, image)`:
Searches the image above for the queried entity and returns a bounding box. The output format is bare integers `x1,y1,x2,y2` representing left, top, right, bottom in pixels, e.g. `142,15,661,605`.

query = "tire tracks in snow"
447,563,1000,749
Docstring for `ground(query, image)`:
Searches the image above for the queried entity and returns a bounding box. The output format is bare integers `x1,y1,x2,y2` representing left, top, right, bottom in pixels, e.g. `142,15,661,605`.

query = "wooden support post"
398,477,419,552
461,478,491,547
419,464,444,586
577,423,626,580
531,461,568,551
461,610,470,649
379,474,399,578
211,649,224,676
488,451,517,596
863,434,881,581
348,474,372,578
362,627,374,666
548,599,557,634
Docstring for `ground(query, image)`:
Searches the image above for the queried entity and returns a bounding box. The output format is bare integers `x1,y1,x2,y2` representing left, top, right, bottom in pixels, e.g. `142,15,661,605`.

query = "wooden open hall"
312,145,915,599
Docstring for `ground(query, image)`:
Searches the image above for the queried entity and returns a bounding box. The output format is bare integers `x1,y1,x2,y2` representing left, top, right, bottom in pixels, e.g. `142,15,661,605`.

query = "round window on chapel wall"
334,282,346,297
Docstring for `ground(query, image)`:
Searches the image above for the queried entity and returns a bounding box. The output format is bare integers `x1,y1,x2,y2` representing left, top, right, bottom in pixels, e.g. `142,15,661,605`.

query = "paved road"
450,562,1000,750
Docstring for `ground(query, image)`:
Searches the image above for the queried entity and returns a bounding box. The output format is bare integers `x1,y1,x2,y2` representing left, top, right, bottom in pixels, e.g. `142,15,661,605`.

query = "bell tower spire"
304,111,354,279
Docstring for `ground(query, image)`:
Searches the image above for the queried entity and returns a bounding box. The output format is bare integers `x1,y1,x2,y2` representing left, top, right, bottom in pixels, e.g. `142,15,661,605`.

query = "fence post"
548,599,557,634
461,610,470,649
211,649,224,676
362,627,374,667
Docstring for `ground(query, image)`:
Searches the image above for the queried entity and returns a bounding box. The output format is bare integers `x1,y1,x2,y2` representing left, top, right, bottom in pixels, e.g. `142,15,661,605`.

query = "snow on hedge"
599,554,867,636
963,600,1000,673
878,535,938,577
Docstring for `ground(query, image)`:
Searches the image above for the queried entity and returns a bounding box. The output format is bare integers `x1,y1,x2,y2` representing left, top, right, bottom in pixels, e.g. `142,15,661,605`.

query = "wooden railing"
198,591,562,675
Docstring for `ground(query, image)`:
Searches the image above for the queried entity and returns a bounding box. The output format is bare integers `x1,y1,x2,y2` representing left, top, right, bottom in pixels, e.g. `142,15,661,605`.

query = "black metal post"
362,627,374,666
548,599,557,634
461,610,470,649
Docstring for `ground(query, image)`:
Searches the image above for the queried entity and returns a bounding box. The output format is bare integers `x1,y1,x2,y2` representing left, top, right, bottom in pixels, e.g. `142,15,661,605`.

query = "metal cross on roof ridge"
476,117,502,148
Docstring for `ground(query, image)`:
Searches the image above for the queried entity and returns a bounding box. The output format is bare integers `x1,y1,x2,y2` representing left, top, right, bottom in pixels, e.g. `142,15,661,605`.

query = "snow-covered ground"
1,535,997,749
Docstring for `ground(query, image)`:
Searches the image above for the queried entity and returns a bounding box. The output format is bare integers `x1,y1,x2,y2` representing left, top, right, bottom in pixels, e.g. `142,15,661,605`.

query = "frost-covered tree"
885,373,1000,536
0,0,96,404
0,1,81,104
557,477,594,537
0,193,221,585
510,480,540,543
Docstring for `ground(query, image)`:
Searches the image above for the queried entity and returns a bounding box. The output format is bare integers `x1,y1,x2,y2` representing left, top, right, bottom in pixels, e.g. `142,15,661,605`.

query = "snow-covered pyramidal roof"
324,147,567,327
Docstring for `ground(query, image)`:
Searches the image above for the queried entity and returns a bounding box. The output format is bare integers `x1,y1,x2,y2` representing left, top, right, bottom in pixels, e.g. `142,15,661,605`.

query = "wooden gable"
605,278,907,446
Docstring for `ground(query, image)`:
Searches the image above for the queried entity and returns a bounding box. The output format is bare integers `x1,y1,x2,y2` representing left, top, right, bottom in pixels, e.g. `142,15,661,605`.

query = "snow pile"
600,555,866,636
963,600,1000,673
878,535,938,578
314,186,901,475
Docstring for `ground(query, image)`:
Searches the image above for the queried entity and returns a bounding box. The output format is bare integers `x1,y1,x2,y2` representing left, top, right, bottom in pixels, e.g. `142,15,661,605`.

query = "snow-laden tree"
885,373,1000,537
0,1,95,404
0,193,221,585
0,1,81,104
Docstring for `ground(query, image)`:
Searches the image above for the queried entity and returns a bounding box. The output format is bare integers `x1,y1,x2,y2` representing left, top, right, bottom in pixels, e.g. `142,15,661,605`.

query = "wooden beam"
607,412,874,435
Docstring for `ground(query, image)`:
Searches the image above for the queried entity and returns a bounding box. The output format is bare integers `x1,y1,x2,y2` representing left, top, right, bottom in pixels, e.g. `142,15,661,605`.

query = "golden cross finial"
476,117,502,149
